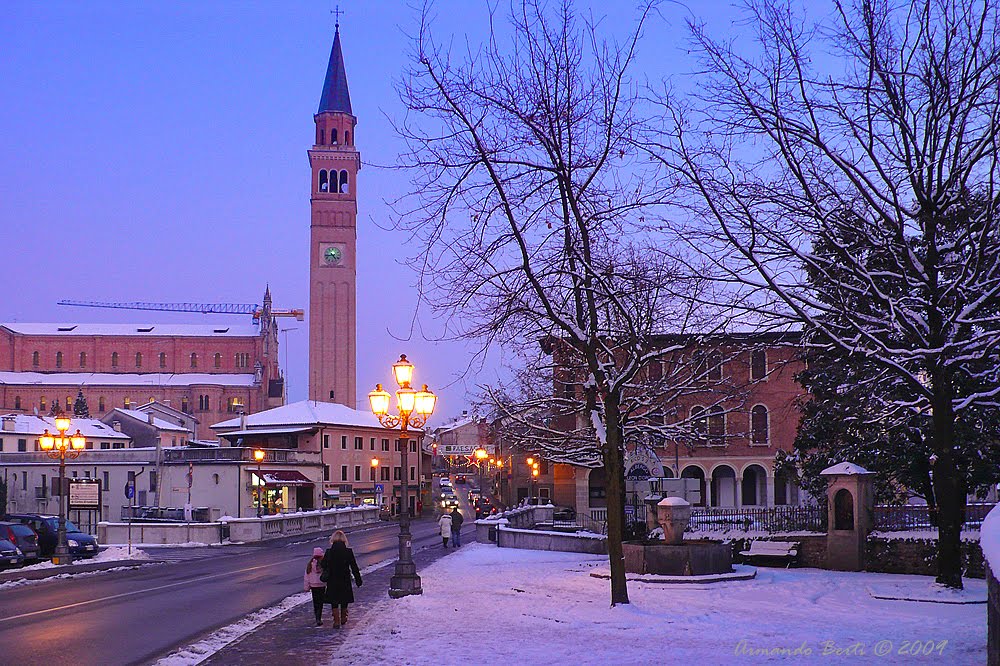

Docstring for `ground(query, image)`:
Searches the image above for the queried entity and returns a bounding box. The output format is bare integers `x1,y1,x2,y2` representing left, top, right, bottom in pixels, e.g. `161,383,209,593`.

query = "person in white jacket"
437,512,453,548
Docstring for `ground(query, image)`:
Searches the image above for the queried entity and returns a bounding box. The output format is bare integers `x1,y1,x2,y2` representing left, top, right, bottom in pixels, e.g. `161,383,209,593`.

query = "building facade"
309,25,359,408
0,289,284,440
509,333,808,518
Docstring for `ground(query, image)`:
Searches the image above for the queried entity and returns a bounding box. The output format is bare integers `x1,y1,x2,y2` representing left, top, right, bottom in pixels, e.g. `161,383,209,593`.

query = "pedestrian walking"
303,547,326,626
438,511,453,548
450,506,464,548
321,530,363,628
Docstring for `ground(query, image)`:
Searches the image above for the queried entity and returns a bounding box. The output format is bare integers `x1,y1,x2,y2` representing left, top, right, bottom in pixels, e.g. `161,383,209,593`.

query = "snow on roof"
212,400,392,431
0,371,257,387
0,413,130,439
112,408,191,432
434,415,479,434
820,462,873,476
0,323,259,337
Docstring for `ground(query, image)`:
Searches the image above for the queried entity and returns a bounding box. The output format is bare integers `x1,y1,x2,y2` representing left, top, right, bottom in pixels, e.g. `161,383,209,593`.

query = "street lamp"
371,457,380,505
39,413,86,564
369,354,437,599
253,449,266,518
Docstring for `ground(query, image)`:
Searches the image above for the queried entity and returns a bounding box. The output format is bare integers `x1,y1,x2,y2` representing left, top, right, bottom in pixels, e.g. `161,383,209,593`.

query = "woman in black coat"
322,530,362,627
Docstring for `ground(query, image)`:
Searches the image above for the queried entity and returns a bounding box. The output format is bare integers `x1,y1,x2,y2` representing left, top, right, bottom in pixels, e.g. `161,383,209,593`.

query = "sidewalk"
199,537,458,666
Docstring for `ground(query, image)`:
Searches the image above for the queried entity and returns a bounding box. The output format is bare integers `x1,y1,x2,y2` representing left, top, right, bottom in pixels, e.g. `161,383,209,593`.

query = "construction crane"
57,300,304,322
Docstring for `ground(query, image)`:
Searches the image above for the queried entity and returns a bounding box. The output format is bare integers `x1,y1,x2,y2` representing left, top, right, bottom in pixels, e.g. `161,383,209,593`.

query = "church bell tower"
308,23,358,407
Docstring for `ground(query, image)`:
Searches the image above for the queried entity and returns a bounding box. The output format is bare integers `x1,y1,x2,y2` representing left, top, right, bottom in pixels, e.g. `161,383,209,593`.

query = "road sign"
374,484,384,493
68,479,101,510
124,482,135,500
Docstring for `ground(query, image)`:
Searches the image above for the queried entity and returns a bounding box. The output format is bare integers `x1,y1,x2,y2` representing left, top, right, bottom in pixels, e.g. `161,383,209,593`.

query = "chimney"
163,399,171,407
239,412,247,430
148,413,155,425
2,415,15,432
112,420,122,432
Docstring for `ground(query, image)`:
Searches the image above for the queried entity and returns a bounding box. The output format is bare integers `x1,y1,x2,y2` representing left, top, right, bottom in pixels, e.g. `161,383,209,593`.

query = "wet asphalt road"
0,519,440,666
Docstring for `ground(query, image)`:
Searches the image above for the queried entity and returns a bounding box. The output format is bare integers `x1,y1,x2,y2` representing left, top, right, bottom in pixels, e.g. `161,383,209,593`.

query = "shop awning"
323,490,340,498
260,470,314,487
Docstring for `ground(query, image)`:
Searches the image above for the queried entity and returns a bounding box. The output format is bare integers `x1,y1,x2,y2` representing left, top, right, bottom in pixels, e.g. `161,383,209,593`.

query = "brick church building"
0,287,284,440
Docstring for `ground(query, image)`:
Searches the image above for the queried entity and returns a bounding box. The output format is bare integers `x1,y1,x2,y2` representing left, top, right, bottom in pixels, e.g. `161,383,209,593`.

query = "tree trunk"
932,382,966,589
602,397,630,606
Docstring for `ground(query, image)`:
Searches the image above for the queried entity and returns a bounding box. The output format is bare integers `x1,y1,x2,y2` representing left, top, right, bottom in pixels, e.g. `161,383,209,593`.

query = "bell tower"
308,23,358,407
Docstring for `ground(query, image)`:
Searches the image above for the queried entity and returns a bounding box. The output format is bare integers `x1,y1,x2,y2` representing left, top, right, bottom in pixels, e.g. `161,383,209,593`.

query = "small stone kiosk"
821,462,876,571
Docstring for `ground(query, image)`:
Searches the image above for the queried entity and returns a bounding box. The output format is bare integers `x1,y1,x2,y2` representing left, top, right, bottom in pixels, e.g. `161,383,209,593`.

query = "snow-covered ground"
328,544,984,664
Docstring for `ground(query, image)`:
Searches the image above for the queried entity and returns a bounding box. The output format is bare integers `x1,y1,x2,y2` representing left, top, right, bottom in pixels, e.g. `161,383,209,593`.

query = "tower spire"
317,22,352,115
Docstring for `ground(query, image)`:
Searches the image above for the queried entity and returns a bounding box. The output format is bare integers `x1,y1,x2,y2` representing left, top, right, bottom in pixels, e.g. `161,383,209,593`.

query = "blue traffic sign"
124,483,135,500
374,484,384,493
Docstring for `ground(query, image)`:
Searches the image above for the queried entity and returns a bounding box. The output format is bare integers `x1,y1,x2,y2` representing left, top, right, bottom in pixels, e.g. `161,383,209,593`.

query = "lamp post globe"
253,449,266,518
370,355,436,599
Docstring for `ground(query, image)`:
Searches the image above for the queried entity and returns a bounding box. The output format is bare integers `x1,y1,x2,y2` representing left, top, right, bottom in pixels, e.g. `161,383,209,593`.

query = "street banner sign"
68,479,101,511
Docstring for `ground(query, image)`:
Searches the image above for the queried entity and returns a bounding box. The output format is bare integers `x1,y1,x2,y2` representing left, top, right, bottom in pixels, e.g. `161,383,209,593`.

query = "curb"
0,558,154,584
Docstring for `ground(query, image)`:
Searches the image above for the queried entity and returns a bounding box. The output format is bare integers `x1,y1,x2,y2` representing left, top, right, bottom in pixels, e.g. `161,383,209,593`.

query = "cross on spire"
332,4,343,28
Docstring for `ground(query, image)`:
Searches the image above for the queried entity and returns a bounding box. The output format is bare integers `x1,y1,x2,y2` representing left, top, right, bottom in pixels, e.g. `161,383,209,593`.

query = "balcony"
161,447,319,465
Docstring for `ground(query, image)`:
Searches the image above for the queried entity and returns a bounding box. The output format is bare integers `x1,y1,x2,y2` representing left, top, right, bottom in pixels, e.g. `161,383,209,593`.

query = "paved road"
0,519,441,666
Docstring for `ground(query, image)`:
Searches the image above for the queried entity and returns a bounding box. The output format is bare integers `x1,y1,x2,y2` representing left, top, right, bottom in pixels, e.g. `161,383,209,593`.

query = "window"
66,396,72,410
562,380,575,400
354,436,363,450
393,467,401,481
236,353,249,368
227,397,245,413
324,465,330,481
135,352,142,368
341,465,348,481
18,438,27,452
80,352,87,368
751,349,767,381
381,467,390,481
124,397,131,409
395,439,401,452
102,472,109,490
56,351,63,368
14,396,20,410
22,471,27,491
751,405,769,445
410,466,416,481
410,441,417,453
159,352,167,369
370,437,375,451
190,353,198,368
32,351,40,367
345,131,350,145
214,353,222,369
341,435,347,450
0,438,3,451
339,170,349,193
707,352,723,381
319,169,329,192
691,406,706,434
149,471,157,492
113,442,125,449
100,442,110,450
40,396,47,412
381,438,389,451
98,396,105,412
332,128,338,144
707,406,725,444
181,397,189,413
318,128,325,145
354,466,361,481
323,434,330,449
111,352,119,368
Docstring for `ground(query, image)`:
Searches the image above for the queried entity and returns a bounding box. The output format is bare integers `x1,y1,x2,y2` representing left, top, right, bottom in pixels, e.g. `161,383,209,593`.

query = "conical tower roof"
317,27,353,115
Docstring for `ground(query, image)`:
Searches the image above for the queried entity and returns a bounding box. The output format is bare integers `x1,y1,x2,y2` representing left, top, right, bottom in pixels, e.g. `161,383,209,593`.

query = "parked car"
0,522,40,562
7,514,99,558
553,506,577,521
455,475,467,484
0,538,25,569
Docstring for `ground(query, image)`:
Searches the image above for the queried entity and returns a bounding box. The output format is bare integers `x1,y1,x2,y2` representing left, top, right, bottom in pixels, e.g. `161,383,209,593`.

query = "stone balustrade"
98,505,380,545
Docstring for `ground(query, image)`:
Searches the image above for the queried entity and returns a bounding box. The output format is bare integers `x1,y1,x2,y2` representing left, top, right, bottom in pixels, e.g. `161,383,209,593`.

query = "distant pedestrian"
322,530,363,628
437,512,453,548
303,547,326,626
450,507,464,548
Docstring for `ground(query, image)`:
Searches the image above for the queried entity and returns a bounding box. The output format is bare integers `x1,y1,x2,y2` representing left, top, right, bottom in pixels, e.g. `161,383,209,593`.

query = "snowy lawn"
328,543,984,664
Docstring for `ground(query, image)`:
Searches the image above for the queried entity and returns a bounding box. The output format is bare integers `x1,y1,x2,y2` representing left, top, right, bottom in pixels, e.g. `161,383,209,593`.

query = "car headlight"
68,539,79,547
15,548,22,556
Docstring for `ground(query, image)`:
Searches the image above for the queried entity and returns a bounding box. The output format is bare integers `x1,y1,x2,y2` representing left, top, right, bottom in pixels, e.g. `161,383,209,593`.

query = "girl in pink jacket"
304,547,326,626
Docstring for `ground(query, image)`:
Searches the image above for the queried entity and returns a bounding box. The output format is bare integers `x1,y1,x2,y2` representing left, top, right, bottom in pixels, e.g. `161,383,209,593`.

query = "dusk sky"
0,0,749,425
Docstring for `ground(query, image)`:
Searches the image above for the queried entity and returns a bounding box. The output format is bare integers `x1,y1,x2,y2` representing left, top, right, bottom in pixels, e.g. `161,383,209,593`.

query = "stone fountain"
622,497,733,576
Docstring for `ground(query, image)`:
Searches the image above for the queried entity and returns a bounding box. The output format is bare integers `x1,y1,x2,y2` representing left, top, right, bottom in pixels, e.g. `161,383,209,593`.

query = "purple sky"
0,1,749,425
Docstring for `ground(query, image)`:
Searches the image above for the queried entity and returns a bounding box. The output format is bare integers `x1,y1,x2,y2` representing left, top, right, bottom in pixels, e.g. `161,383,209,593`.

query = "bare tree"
660,0,1000,587
393,0,733,605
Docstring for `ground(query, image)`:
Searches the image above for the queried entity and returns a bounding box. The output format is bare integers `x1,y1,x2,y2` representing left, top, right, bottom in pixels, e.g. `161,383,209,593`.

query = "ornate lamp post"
39,414,86,564
371,457,380,506
253,449,266,518
369,354,437,599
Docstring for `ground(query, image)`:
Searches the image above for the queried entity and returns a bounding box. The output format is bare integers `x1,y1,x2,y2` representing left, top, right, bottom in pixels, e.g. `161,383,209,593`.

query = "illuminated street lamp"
38,412,86,564
253,449,266,518
371,457,380,504
369,354,437,599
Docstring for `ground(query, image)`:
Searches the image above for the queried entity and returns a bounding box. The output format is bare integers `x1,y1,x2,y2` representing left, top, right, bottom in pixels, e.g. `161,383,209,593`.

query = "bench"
738,540,799,568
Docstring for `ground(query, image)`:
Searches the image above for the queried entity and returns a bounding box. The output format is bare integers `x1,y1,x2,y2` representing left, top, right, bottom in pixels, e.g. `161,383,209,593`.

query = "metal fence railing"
874,503,994,531
687,506,826,533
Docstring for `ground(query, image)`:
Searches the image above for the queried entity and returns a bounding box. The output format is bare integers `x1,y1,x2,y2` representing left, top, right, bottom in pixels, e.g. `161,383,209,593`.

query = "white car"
440,478,453,487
